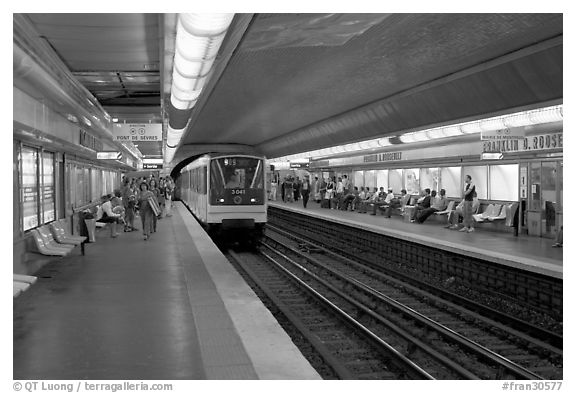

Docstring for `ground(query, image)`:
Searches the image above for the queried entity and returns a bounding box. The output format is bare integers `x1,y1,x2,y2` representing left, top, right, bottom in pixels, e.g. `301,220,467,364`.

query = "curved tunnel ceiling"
180,13,562,160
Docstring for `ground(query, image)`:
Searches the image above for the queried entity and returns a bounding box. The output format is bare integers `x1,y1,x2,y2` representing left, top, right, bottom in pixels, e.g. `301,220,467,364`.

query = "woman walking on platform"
138,182,158,240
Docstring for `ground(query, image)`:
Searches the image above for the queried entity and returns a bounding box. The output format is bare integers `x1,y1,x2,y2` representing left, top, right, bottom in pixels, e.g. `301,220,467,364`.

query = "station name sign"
143,163,163,169
113,124,162,142
482,132,562,153
363,151,402,163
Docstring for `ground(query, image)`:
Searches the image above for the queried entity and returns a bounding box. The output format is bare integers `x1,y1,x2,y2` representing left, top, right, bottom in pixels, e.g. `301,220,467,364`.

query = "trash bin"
84,219,96,242
527,210,542,237
80,211,97,243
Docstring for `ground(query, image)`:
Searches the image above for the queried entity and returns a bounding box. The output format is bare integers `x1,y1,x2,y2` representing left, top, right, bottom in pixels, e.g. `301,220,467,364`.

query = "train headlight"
219,198,225,203
250,198,256,203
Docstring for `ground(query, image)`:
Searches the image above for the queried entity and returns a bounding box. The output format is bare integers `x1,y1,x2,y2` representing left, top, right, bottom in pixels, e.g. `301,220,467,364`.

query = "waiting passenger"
325,177,335,208
357,187,378,213
164,176,174,217
460,175,476,233
270,177,278,201
355,186,366,211
552,225,563,248
138,182,158,241
341,186,358,211
335,177,344,209
96,194,122,238
370,188,394,215
121,178,135,232
416,189,448,223
382,189,408,218
301,175,311,208
410,188,432,222
319,177,327,205
294,176,301,202
284,177,294,202
312,176,321,203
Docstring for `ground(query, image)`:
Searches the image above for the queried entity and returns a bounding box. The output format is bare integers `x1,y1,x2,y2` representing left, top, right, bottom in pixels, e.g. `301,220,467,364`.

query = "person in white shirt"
96,194,122,238
370,188,394,215
270,177,278,201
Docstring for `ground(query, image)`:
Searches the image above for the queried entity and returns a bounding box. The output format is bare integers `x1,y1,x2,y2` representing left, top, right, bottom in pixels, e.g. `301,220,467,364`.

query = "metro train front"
179,154,267,240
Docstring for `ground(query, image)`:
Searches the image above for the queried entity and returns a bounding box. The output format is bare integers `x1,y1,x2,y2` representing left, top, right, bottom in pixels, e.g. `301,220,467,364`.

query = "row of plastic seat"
14,274,38,298
473,203,508,223
30,219,87,256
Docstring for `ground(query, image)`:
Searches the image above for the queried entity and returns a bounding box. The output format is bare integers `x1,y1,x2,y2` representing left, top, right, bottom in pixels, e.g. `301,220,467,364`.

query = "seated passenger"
410,188,432,222
358,187,379,213
383,189,409,218
341,186,359,211
416,189,448,223
371,188,394,215
96,194,123,238
354,187,366,211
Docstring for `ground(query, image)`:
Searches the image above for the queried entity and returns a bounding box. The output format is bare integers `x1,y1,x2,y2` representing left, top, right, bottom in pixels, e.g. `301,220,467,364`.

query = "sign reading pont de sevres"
113,124,162,142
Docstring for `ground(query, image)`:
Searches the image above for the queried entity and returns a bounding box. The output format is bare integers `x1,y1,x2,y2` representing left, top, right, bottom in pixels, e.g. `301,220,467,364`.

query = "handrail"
72,201,100,214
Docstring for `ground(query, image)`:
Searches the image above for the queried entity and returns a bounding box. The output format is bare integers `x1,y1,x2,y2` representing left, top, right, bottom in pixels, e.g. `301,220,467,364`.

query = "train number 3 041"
231,189,246,195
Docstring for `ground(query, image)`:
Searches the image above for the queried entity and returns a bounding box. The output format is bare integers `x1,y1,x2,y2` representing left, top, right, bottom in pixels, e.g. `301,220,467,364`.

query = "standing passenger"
157,178,166,218
270,176,278,201
312,176,320,203
293,176,301,202
164,176,174,217
120,178,134,232
138,182,157,240
460,175,476,233
285,177,294,202
301,175,311,208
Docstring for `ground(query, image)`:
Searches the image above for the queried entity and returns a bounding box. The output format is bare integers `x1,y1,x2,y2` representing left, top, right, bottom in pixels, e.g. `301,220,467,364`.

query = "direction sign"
113,124,162,142
97,151,122,160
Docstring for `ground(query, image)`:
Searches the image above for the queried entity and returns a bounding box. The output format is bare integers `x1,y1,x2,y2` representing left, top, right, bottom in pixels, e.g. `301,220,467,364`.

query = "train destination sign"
113,123,162,142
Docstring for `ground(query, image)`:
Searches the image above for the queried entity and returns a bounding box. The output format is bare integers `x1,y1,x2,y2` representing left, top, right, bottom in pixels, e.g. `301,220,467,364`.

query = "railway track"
257,224,562,379
228,248,446,379
268,207,562,325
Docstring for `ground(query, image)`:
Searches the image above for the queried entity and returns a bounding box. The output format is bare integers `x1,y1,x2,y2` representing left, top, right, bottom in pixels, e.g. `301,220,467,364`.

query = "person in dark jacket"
301,175,311,208
410,188,431,222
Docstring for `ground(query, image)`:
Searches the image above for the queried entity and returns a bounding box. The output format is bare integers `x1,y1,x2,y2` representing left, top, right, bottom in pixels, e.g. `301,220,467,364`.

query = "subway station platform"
13,202,321,380
269,200,562,279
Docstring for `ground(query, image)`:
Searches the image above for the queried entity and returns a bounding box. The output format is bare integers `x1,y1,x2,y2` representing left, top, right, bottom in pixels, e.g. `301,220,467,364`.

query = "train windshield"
210,157,265,205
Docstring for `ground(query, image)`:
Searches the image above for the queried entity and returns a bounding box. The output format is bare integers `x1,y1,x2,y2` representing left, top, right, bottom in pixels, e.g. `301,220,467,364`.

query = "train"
178,153,267,241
